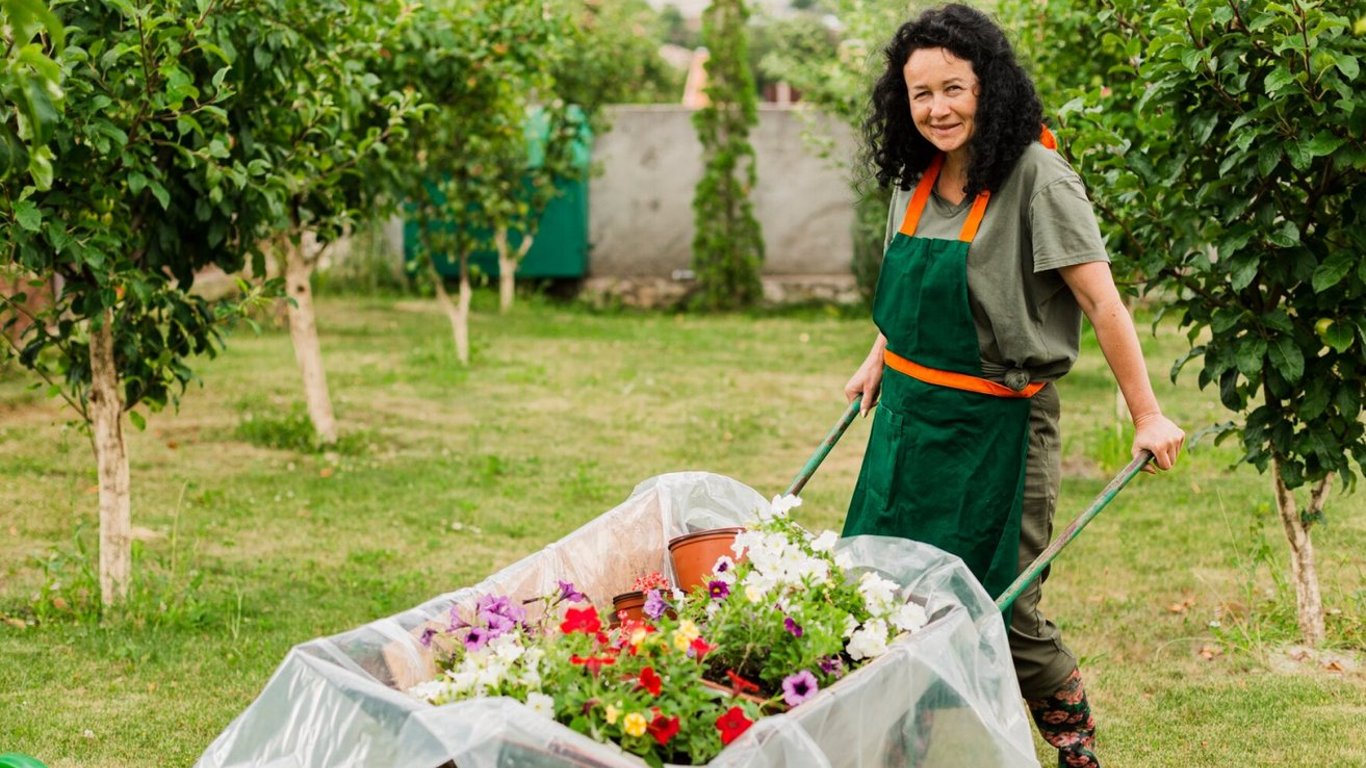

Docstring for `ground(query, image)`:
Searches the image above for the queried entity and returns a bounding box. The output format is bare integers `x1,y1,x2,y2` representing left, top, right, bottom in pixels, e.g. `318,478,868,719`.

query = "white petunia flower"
407,679,448,703
763,493,803,520
890,601,929,633
858,572,898,614
743,571,777,602
810,530,839,552
846,619,890,661
834,551,854,570
525,692,555,719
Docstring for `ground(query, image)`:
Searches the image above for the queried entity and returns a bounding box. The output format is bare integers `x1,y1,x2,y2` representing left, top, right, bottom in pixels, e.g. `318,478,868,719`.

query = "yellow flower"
604,703,622,725
623,711,648,737
672,618,701,650
630,627,649,649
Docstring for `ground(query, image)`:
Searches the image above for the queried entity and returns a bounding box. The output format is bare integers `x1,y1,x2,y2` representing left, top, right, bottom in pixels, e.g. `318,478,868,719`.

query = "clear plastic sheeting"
196,472,1039,768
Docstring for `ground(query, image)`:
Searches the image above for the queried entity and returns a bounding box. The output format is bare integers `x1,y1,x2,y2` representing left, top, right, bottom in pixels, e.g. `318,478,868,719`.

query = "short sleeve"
1029,176,1109,273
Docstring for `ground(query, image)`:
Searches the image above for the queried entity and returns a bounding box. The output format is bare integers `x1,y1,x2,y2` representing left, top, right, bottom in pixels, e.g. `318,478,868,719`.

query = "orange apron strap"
884,349,1045,399
958,190,990,242
897,154,944,236
1040,125,1057,150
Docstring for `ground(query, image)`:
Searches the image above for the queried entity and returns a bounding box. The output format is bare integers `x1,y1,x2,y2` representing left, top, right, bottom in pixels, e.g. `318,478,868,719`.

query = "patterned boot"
1025,668,1100,768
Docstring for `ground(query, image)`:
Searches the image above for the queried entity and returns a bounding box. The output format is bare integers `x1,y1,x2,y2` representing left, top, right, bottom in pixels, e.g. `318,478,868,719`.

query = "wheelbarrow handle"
785,397,865,497
994,450,1153,614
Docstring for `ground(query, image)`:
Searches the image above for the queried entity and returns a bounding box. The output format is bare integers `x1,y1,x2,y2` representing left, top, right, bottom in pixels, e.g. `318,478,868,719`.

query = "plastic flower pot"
610,591,646,626
667,526,745,593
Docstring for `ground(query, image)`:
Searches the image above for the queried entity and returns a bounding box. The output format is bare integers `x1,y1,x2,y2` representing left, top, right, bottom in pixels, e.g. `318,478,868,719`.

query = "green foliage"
0,0,66,189
385,0,559,274
1010,0,1366,497
691,0,765,311
754,1,917,301
0,1,278,424
218,0,423,249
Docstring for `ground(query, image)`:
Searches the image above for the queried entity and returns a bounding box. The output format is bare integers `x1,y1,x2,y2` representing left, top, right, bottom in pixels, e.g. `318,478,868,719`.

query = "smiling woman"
840,4,1186,768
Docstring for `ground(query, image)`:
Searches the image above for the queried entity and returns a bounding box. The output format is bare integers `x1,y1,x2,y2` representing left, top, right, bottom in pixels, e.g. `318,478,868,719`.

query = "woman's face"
903,47,979,159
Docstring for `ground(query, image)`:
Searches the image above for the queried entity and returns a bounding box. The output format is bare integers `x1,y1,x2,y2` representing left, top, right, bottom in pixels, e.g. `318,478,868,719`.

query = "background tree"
386,0,556,364
757,0,916,302
222,0,421,445
0,1,272,606
691,0,765,311
1007,0,1366,646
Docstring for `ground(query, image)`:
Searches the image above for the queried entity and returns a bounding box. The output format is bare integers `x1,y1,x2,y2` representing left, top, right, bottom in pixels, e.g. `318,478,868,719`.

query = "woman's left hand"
1132,412,1185,473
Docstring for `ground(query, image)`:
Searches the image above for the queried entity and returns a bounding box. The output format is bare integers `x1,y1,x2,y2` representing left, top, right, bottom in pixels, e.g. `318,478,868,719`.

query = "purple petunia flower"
476,594,525,637
784,616,804,638
419,627,438,647
781,670,819,707
557,580,587,604
819,656,845,679
708,580,731,601
643,589,669,620
464,626,491,652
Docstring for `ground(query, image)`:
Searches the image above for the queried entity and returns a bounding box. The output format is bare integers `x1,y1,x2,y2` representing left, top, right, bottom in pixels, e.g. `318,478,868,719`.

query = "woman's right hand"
845,337,886,416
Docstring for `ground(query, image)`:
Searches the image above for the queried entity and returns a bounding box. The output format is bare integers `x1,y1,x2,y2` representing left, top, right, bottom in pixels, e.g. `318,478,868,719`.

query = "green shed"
403,107,592,280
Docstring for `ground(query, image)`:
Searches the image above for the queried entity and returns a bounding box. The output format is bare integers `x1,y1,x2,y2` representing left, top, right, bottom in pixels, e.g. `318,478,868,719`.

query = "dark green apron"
844,155,1036,600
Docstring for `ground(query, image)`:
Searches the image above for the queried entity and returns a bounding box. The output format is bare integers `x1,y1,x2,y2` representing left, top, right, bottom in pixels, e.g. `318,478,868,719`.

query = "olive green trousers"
1009,382,1082,699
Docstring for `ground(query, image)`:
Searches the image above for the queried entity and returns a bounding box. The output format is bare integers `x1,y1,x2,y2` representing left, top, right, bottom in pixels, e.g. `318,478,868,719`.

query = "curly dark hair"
862,4,1042,198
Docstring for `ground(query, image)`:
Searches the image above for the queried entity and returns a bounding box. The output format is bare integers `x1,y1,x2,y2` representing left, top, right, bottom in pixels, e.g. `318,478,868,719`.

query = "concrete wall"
588,105,857,279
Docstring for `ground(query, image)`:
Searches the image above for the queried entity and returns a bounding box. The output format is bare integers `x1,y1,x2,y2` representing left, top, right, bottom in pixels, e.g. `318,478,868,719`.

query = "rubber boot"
1025,668,1099,768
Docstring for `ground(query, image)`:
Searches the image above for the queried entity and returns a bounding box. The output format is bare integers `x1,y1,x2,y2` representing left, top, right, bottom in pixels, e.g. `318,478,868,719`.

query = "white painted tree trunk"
1271,456,1328,646
89,310,131,606
431,254,470,365
284,232,338,446
495,228,534,314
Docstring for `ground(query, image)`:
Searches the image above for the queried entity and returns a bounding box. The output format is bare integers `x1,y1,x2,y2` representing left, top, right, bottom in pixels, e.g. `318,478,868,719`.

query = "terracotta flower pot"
610,591,647,627
668,526,745,593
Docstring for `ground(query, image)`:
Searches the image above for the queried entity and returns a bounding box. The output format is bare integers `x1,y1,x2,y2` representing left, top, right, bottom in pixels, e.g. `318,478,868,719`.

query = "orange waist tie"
884,349,1045,399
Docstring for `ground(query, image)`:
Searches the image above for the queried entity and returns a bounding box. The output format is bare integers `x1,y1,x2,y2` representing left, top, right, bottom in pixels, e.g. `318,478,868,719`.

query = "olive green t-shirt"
883,142,1108,382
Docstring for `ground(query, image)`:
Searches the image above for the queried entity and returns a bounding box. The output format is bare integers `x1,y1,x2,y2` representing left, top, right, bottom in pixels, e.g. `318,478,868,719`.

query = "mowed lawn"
1,292,1363,767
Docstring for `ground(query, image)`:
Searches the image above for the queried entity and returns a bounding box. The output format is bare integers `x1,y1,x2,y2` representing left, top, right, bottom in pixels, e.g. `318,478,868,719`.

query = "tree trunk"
283,232,338,446
430,253,469,365
495,228,534,314
1271,455,1327,645
89,310,131,607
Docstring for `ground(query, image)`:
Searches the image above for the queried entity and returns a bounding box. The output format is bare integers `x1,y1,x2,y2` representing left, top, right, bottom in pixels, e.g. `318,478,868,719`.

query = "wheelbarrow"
782,398,1153,613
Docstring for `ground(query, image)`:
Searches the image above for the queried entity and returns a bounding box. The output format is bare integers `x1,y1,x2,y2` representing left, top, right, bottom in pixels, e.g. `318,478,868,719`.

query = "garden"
2,1,1365,767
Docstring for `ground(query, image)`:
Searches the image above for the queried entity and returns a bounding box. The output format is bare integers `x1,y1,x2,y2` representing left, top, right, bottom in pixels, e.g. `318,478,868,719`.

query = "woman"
842,5,1185,767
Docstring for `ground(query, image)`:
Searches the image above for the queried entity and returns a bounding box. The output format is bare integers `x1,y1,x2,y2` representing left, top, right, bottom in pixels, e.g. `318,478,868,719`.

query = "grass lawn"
1,291,1363,767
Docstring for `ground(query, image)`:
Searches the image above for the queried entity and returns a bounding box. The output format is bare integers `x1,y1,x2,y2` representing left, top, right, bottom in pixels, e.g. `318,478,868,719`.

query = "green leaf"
1317,320,1354,352
1268,335,1306,382
1235,336,1267,377
148,180,170,210
128,410,146,431
12,199,42,231
1304,132,1344,158
1265,65,1295,93
1312,253,1355,292
1267,220,1300,248
1263,310,1294,334
1332,51,1360,79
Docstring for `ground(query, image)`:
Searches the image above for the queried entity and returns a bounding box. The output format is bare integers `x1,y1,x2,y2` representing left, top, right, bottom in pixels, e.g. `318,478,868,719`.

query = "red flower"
647,713,681,745
715,705,753,746
570,652,616,676
560,606,602,635
638,666,663,697
690,636,716,659
726,669,760,694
